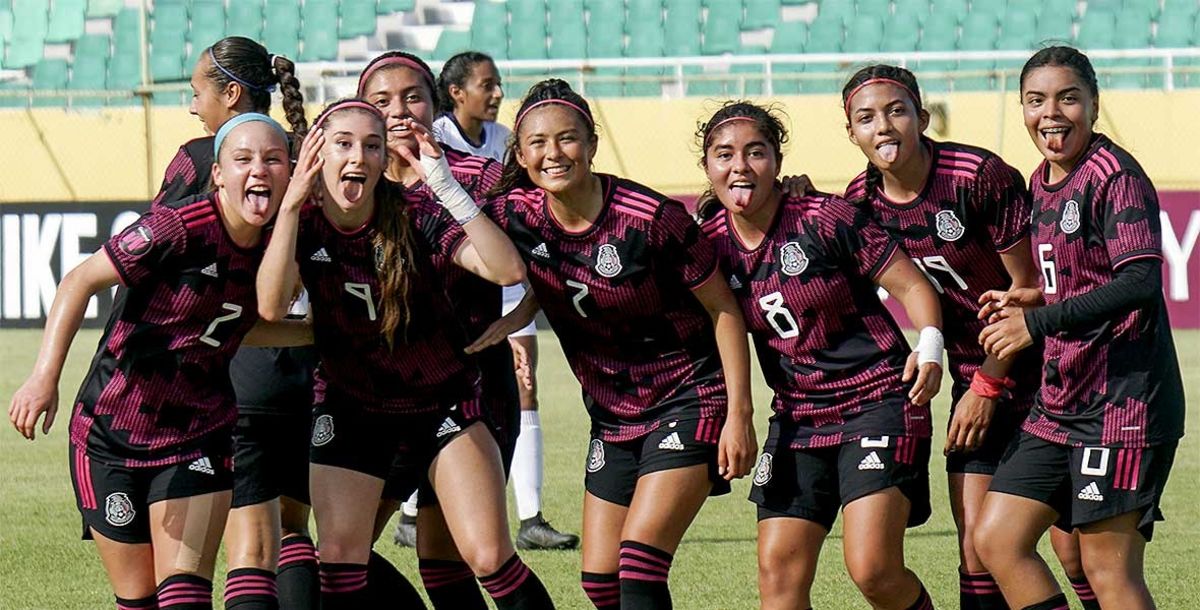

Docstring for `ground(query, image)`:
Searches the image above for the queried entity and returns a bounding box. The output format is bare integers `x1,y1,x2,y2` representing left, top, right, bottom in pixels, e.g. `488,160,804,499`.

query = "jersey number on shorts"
758,291,800,339
566,279,590,318
344,282,377,321
911,255,968,294
1037,244,1057,295
199,303,244,347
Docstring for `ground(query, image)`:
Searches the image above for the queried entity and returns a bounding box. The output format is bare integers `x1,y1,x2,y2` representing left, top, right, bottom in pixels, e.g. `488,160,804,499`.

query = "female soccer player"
428,49,578,551
696,101,943,610
256,98,553,610
479,79,756,609
974,46,1185,610
840,65,1047,610
8,114,309,610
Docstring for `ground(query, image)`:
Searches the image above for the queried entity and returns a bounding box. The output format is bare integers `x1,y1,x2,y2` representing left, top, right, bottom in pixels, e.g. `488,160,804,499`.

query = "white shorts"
501,284,537,337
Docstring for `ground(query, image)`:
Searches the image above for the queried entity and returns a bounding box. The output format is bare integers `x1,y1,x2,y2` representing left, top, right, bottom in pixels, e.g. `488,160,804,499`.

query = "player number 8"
758,291,799,339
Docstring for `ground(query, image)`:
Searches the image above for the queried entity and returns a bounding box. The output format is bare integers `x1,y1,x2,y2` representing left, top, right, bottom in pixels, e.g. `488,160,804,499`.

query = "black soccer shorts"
231,410,312,508
944,381,1031,475
583,417,730,507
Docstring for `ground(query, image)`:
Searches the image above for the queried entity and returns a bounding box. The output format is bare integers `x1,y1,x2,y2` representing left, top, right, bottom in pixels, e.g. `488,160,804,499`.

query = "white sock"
401,490,419,518
512,411,544,521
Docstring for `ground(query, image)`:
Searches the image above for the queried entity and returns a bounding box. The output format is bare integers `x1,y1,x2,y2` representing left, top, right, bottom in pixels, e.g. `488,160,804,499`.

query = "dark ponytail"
841,64,923,205
436,51,494,115
206,36,308,154
272,54,308,144
487,78,597,198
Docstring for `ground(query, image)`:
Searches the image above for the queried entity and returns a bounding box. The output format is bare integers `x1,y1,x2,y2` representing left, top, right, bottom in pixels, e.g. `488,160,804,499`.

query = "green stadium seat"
432,29,471,60
1035,5,1074,43
959,12,998,50
816,0,855,26
1076,9,1116,49
263,0,300,59
844,15,883,52
743,0,780,29
1001,10,1036,42
150,14,187,83
0,10,11,48
1156,13,1195,48
70,35,108,105
46,0,85,44
509,20,549,59
340,0,377,38
930,0,968,22
86,0,122,19
780,0,805,5
893,0,930,22
970,0,1007,20
300,0,339,61
1005,0,1042,16
549,0,585,33
881,12,920,52
187,1,226,69
628,0,663,26
378,0,417,13
510,0,546,23
0,80,31,108
549,19,587,58
6,0,47,69
770,20,806,53
626,20,665,56
226,0,264,40
806,14,843,51
702,3,741,55
32,58,69,107
857,0,892,18
920,10,958,48
1087,0,1122,12
587,9,624,58
471,0,508,58
664,5,701,56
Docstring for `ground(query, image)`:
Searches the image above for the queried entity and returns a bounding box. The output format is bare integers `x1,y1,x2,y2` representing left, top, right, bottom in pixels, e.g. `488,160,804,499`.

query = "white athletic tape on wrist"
419,153,481,225
916,326,944,366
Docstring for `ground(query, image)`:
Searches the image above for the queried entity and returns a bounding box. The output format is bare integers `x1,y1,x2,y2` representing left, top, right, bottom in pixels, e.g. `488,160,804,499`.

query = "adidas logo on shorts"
200,263,218,278
658,432,685,451
1077,482,1105,502
310,247,332,263
436,417,461,438
858,451,885,471
187,457,215,475
532,243,551,259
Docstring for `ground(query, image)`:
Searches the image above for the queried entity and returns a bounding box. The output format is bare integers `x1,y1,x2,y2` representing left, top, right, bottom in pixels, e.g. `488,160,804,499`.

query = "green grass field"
1,329,1196,609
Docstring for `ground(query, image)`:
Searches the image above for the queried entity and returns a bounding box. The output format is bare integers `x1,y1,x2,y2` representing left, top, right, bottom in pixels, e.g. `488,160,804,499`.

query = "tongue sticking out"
731,186,753,209
878,142,899,164
1045,130,1067,154
342,180,364,203
247,192,270,214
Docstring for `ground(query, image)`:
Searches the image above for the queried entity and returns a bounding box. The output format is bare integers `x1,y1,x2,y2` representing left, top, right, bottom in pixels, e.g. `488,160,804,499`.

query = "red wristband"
970,370,1012,400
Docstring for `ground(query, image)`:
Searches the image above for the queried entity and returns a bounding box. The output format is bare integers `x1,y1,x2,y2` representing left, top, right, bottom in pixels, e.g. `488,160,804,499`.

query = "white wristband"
419,153,481,225
916,326,944,366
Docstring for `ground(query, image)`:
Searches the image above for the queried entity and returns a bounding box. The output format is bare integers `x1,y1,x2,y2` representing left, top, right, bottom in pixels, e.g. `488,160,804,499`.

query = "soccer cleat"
516,513,579,550
392,513,417,548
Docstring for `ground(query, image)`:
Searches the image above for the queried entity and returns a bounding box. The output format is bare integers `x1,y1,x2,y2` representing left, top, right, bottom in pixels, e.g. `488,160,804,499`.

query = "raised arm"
258,129,323,321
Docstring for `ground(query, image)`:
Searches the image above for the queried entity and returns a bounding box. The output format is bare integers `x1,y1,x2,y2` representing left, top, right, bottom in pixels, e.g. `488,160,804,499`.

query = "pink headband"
843,77,920,117
313,100,385,128
514,99,594,131
704,115,757,146
357,56,435,96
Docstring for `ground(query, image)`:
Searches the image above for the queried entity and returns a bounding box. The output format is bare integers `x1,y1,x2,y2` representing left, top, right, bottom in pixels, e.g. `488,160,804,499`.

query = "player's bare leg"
757,518,826,610
1078,511,1154,609
414,504,486,609
581,492,627,608
842,488,925,610
310,464,385,606
225,500,282,571
1048,527,1098,608
974,491,1062,607
91,530,156,602
148,491,231,606
949,473,990,573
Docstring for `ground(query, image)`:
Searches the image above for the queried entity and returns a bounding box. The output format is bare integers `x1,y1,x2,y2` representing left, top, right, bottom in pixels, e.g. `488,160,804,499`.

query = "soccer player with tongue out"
972,46,1185,610
697,100,944,610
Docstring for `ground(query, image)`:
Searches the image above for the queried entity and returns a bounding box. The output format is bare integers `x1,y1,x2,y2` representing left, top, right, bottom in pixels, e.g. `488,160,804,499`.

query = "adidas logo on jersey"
728,274,742,290
310,247,332,262
658,432,685,451
200,263,218,278
1077,482,1104,502
436,417,461,438
187,457,214,475
858,451,885,471
532,242,551,259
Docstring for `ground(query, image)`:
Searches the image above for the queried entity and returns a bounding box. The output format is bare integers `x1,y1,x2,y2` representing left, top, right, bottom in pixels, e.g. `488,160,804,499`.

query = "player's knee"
1079,547,1141,589
845,556,905,602
460,545,513,577
226,541,276,570
757,551,808,596
958,528,988,573
972,517,1012,568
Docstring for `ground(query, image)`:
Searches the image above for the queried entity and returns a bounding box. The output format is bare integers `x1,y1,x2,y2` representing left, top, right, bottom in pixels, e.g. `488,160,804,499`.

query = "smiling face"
1021,65,1099,179
318,110,387,213
189,53,239,135
845,82,929,176
362,66,436,154
515,104,597,195
211,121,291,226
452,60,503,123
703,120,780,218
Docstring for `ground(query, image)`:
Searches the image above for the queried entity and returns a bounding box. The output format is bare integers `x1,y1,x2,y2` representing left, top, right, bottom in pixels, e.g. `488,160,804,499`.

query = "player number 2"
910,255,968,294
199,303,244,347
566,280,590,318
344,282,377,321
758,291,799,339
1037,244,1057,295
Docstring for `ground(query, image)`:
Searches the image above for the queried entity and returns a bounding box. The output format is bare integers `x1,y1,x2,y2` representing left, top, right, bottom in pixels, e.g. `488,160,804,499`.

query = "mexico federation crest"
934,210,966,242
117,224,154,257
311,414,335,447
104,492,135,527
752,453,773,486
779,242,809,277
1060,199,1081,234
586,439,606,473
595,244,622,278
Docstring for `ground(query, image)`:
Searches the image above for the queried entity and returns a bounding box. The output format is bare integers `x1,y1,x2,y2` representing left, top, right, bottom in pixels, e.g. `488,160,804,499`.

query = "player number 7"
199,303,244,347
566,279,590,318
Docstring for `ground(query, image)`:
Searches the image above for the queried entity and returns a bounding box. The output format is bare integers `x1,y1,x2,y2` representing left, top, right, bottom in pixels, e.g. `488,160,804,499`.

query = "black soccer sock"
1068,575,1101,610
477,553,554,610
276,535,319,610
115,593,158,610
318,562,369,610
959,569,1006,610
581,572,620,609
1021,594,1069,610
367,550,427,609
224,567,278,610
905,584,934,610
156,574,213,610
420,558,487,610
619,540,673,610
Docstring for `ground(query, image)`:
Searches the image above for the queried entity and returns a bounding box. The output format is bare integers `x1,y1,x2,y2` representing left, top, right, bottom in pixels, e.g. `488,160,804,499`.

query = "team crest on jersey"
934,210,966,242
595,244,622,278
104,492,135,527
586,439,605,473
311,414,335,447
779,242,809,276
1060,199,1081,234
752,453,773,486
117,224,154,257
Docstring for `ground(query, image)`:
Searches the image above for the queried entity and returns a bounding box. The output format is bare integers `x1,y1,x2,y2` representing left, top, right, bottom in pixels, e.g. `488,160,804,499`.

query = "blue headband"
209,47,277,93
213,113,288,157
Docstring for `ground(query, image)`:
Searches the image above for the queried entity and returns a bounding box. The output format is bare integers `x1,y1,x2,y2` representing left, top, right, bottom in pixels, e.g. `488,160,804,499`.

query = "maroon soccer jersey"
153,138,214,209
488,175,727,442
69,193,262,467
702,193,931,448
1025,134,1184,448
846,140,1039,406
295,199,479,413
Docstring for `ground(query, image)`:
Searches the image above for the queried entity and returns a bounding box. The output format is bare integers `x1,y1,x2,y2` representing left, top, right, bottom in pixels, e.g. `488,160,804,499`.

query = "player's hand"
778,174,815,198
717,410,756,480
508,337,534,391
944,390,995,455
978,287,1042,322
392,119,444,179
979,306,1034,360
464,309,537,355
282,127,325,211
903,353,942,406
8,375,59,440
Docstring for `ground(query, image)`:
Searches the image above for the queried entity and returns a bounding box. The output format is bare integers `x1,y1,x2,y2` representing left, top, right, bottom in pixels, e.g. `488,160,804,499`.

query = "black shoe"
393,513,417,548
516,513,579,550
